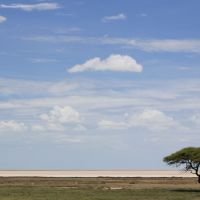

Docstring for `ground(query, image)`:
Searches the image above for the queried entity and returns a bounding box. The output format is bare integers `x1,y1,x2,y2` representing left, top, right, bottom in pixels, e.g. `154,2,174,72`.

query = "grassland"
0,177,199,199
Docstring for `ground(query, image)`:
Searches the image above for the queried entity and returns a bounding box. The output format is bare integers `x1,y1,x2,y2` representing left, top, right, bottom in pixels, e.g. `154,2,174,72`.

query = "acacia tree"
163,147,200,183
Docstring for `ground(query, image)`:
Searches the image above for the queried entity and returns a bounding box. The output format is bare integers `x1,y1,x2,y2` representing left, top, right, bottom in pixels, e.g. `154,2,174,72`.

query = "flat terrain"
0,170,195,177
0,177,199,200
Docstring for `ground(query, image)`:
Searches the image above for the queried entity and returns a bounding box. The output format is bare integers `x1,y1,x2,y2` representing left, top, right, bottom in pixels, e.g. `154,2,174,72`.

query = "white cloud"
2,78,200,114
68,54,143,73
0,3,60,11
54,27,82,34
98,109,179,131
0,120,27,132
31,106,83,132
40,106,81,124
101,38,200,53
31,124,47,132
0,16,6,23
190,114,200,125
55,135,83,143
32,122,86,132
128,109,177,130
31,58,59,63
0,78,77,96
137,13,148,17
24,35,84,44
48,82,78,94
98,120,128,130
133,39,200,53
31,123,64,132
178,67,191,71
55,12,73,17
103,13,126,22
24,35,200,53
0,77,200,136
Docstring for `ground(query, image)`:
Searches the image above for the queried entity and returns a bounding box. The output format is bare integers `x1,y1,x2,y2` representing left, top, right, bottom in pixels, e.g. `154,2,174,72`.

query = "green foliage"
163,147,200,166
164,147,200,183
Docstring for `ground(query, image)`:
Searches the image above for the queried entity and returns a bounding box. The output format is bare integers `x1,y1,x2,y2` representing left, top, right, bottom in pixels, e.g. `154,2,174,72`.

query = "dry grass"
0,177,199,200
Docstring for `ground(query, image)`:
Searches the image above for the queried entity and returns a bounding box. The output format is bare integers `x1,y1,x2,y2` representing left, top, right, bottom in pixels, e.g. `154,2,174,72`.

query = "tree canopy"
163,147,200,183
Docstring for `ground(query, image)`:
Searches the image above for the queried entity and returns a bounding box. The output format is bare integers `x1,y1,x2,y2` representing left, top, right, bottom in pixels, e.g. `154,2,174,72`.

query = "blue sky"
0,0,200,169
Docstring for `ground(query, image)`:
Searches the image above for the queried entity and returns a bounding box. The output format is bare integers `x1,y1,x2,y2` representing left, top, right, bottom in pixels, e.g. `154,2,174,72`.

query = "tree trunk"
198,176,200,184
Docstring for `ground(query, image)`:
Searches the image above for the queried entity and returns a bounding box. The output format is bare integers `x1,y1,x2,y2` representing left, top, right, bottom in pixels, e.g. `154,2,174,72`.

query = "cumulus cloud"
128,109,177,130
0,16,6,23
40,106,81,124
68,54,143,73
31,106,86,132
32,106,83,132
0,120,27,132
103,13,126,22
0,3,60,11
98,109,179,131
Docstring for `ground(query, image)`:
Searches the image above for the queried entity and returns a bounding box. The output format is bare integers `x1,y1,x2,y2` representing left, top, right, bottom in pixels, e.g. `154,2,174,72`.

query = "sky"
0,0,200,169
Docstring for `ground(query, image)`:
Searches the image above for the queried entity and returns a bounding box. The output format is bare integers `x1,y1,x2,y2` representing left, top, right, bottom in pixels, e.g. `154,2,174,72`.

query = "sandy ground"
0,170,196,177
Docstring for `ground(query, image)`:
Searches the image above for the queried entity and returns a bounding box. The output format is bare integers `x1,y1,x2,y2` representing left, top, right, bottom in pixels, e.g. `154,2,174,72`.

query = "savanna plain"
0,177,200,200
